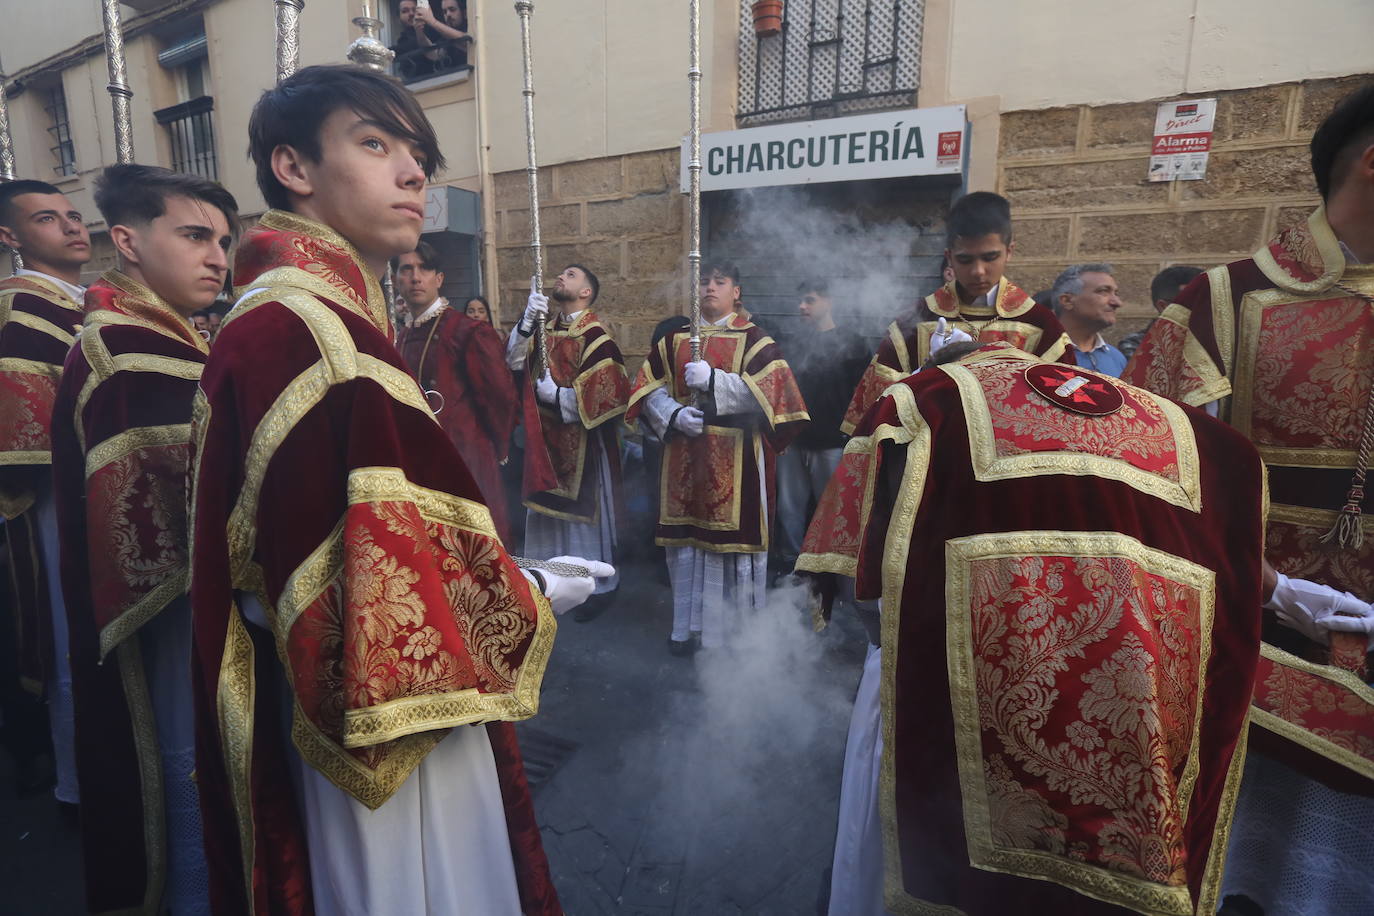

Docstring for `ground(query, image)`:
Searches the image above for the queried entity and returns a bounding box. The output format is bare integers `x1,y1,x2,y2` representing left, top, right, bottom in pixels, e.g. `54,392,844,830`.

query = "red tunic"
801,344,1267,915
626,314,809,552
1123,206,1374,784
522,310,630,523
0,274,84,695
841,279,1071,433
396,305,517,541
51,271,207,914
189,210,559,915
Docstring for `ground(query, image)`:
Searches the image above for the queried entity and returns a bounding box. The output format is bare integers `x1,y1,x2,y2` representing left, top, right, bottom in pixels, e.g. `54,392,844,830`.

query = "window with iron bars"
737,0,924,126
155,96,217,180
45,85,76,177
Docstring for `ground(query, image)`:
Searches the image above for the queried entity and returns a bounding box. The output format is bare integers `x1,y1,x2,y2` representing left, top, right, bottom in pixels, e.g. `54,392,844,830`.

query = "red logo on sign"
937,130,962,164
1175,103,1199,116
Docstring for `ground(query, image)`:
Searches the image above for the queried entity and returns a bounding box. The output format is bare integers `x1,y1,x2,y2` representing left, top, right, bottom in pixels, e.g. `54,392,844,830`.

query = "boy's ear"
109,224,140,266
271,144,315,201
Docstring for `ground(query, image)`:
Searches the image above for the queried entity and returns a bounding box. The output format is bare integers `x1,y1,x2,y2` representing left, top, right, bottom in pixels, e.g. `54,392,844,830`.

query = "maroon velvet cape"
189,210,559,916
51,271,208,914
0,274,84,694
1123,206,1374,790
801,344,1267,915
626,314,809,552
396,305,518,541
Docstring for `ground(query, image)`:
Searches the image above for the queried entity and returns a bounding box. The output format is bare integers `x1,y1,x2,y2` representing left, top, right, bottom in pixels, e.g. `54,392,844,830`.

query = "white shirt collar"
409,296,448,327
970,280,1000,309
16,268,86,305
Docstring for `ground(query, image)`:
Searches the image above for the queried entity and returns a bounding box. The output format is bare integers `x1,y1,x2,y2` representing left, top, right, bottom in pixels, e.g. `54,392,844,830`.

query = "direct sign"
683,105,967,192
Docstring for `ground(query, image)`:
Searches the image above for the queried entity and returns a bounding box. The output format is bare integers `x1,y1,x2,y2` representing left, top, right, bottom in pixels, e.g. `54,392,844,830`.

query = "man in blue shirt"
1051,262,1128,376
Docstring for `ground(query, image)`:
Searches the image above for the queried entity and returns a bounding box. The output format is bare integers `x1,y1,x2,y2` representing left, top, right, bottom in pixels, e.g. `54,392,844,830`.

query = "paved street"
1,555,870,915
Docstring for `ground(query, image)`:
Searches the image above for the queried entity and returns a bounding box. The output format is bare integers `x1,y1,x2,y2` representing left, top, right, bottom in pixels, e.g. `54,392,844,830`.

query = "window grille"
737,0,924,125
155,96,217,180
44,85,76,177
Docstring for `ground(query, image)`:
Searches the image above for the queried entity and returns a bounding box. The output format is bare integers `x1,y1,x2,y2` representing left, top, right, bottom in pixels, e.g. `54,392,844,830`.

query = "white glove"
684,360,712,391
535,370,558,406
1318,594,1374,650
522,556,616,616
1265,573,1373,646
673,405,705,437
522,276,548,327
931,317,974,356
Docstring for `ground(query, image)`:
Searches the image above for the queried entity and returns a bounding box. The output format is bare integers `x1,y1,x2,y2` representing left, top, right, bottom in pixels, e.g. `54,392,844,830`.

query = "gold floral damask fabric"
946,532,1216,916
278,469,554,808
947,350,1201,512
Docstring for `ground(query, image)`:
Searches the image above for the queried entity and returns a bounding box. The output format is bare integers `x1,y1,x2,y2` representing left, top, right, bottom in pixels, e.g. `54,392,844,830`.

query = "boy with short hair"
0,178,91,804
190,64,602,915
842,191,1070,432
627,261,808,654
51,162,238,915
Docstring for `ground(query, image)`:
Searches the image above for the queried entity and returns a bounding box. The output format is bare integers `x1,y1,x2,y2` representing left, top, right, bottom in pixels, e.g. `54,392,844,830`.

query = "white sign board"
1147,98,1217,182
682,105,967,193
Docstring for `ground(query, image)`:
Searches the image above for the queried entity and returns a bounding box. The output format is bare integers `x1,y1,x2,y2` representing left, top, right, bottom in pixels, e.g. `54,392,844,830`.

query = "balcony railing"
155,95,217,180
738,0,924,125
394,37,472,85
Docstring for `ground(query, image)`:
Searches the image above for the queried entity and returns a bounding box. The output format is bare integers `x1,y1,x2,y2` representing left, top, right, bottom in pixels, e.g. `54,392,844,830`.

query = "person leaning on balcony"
415,0,469,70
390,0,441,78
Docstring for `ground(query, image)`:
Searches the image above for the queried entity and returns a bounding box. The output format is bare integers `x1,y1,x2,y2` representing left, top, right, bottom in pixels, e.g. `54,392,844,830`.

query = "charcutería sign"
682,105,967,192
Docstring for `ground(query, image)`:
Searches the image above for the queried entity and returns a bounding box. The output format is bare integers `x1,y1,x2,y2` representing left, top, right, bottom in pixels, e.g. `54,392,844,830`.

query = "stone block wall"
491,149,687,371
997,74,1370,341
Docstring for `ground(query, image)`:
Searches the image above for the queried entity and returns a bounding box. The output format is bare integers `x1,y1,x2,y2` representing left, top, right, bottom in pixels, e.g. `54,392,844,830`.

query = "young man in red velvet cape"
188,64,610,916
840,191,1072,434
1123,83,1374,913
52,163,237,915
0,179,90,804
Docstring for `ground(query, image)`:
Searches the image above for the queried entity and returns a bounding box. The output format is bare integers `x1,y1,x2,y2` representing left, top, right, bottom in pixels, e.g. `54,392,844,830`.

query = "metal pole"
687,0,702,362
99,0,135,163
0,67,21,271
514,0,547,378
275,0,305,83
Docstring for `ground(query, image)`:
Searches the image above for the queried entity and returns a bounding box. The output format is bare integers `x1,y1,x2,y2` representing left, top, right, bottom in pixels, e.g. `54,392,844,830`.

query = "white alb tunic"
241,594,523,916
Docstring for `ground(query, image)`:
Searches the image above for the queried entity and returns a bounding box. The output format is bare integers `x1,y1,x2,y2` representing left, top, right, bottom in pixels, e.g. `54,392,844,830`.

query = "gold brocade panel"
660,426,745,531
1231,286,1374,466
945,531,1216,916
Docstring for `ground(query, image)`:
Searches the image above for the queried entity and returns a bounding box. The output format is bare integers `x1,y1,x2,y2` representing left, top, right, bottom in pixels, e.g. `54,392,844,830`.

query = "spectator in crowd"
1117,265,1203,360
465,294,493,324
191,309,212,339
774,279,870,578
1051,262,1128,376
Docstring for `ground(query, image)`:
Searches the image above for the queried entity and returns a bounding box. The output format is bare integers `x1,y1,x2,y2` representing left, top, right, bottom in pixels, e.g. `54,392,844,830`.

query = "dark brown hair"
0,179,65,226
93,164,240,236
248,64,445,211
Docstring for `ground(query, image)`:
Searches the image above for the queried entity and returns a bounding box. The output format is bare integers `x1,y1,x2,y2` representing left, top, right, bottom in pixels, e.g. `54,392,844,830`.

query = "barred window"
45,85,76,177
738,0,925,126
